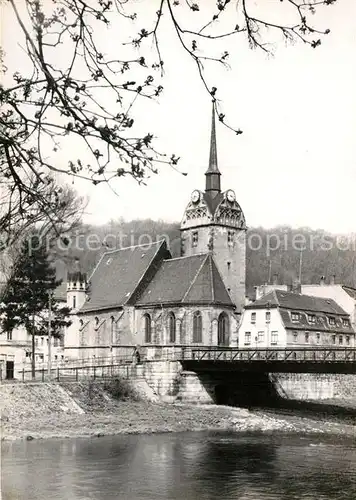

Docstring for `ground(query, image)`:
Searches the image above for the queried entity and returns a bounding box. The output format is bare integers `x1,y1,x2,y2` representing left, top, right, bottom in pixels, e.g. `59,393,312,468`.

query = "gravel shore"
1,381,355,441
2,401,355,441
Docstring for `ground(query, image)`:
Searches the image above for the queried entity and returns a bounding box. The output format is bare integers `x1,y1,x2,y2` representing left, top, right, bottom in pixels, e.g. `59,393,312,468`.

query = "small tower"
67,271,87,311
180,103,247,313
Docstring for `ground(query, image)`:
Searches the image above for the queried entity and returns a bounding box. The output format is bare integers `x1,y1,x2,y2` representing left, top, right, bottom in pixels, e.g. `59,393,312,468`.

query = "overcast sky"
4,1,356,233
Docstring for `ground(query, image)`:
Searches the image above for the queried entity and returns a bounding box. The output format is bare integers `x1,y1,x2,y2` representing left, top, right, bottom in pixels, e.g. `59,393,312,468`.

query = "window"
143,314,152,343
265,311,271,323
6,331,12,341
94,317,99,327
339,335,343,345
251,312,256,324
192,231,198,247
35,337,39,345
343,318,350,328
193,311,202,343
54,337,59,347
244,332,251,345
291,312,300,322
26,351,31,358
168,312,176,344
39,354,44,360
305,332,309,344
41,337,44,345
346,336,350,346
73,296,76,309
316,332,321,344
227,231,234,246
79,319,84,328
308,314,316,324
271,331,278,345
293,332,298,343
218,313,230,346
332,335,336,345
55,355,58,360
258,331,264,343
328,317,336,326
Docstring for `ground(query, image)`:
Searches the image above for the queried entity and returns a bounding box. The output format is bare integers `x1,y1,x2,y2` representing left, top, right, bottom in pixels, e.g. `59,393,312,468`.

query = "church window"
72,296,76,309
227,231,234,245
192,231,198,247
218,312,229,346
193,311,202,343
144,314,152,343
168,312,176,344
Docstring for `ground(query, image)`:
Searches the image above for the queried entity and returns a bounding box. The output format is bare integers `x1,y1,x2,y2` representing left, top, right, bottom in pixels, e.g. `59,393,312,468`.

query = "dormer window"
291,312,300,322
251,312,256,324
328,317,336,326
307,314,316,324
342,318,350,328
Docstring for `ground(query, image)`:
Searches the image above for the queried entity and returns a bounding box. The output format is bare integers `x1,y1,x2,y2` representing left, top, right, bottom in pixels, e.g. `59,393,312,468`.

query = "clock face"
191,190,200,203
226,190,236,203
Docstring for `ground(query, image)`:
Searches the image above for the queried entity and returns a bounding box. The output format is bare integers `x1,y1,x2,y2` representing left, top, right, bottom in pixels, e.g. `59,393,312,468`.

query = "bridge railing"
182,347,356,363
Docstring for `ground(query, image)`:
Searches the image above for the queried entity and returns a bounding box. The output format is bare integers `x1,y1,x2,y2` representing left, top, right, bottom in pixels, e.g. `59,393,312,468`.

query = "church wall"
135,305,238,346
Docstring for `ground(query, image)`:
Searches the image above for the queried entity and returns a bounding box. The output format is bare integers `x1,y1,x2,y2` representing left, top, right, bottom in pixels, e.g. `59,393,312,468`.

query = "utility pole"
298,249,303,283
31,312,36,379
48,292,52,378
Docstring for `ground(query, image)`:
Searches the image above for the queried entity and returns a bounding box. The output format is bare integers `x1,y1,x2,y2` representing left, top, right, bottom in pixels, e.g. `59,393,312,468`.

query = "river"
2,432,356,500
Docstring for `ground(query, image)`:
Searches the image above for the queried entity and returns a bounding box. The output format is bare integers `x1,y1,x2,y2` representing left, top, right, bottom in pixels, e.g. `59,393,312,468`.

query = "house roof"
342,286,356,300
246,289,348,316
136,253,233,307
80,240,169,313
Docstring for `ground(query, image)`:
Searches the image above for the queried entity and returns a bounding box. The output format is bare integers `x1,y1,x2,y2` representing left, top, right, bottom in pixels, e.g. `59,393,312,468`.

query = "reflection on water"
2,432,356,500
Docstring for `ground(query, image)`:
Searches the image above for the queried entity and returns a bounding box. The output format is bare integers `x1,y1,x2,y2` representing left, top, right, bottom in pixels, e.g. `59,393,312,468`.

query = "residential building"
239,289,355,349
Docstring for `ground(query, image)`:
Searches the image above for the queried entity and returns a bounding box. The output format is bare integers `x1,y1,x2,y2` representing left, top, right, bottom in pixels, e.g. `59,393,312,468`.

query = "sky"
3,0,356,233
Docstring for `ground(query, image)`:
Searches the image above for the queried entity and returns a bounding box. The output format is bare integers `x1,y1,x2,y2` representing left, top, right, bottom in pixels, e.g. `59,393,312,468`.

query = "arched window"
218,312,230,346
168,312,176,344
144,314,152,343
94,316,99,328
193,311,202,343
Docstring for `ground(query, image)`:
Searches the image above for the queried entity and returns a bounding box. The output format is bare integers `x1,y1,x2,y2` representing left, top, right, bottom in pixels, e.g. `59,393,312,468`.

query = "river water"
2,432,356,500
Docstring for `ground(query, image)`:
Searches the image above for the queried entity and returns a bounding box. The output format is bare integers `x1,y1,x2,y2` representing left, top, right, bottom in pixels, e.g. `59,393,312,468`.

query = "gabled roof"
246,289,348,316
80,240,169,313
136,253,233,307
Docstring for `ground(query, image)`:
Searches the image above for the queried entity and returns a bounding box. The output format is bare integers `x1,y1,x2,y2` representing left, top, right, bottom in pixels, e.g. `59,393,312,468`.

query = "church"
65,106,247,359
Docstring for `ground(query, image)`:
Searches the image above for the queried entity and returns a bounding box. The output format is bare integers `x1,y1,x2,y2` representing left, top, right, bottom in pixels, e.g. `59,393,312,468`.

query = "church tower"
180,104,247,313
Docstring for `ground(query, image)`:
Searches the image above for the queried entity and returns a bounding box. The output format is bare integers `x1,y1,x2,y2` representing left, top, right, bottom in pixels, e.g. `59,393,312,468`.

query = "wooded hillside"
53,220,356,296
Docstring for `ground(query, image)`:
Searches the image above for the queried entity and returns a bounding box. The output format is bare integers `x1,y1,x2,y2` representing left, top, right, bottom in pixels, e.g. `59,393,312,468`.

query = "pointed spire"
205,101,221,196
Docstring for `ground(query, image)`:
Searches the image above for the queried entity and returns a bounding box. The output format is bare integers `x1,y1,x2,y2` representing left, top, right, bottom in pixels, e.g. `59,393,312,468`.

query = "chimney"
320,276,326,286
291,279,301,294
272,273,278,286
330,274,336,286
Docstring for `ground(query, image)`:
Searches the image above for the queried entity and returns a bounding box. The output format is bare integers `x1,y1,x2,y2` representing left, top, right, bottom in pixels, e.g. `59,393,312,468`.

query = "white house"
239,289,355,349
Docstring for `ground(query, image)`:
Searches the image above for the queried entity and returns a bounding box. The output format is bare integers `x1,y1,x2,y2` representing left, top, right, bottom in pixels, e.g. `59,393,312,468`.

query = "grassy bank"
1,381,355,441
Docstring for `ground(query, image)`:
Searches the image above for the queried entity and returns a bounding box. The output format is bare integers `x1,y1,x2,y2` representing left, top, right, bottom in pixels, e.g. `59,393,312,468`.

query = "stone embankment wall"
272,373,356,401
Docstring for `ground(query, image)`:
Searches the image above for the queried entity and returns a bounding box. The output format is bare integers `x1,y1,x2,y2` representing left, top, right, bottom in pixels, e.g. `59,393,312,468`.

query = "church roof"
136,253,233,307
80,240,169,313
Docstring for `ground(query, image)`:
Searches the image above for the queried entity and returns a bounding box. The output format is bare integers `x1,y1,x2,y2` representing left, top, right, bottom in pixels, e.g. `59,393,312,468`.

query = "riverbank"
1,382,355,441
